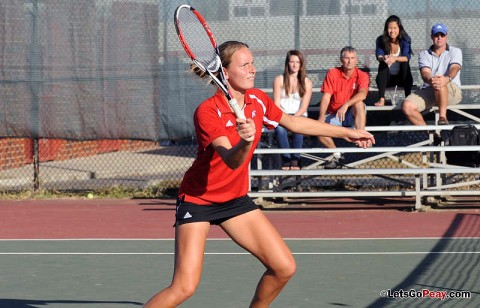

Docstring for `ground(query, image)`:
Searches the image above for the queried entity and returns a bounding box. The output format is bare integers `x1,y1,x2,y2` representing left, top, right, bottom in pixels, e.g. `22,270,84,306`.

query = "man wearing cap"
402,23,462,126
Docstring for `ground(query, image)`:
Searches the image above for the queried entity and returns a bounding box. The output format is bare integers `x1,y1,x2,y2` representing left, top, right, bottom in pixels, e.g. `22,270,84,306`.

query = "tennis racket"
174,4,245,119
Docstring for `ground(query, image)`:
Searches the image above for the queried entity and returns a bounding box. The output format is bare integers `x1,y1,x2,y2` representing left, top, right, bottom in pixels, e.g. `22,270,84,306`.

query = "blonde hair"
190,41,250,84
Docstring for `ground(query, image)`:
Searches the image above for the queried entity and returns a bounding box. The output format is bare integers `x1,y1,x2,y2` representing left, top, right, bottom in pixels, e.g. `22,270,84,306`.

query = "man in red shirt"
318,46,369,168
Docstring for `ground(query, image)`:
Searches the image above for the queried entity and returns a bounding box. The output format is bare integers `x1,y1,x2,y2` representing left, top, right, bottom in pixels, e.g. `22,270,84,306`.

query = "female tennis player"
144,41,375,308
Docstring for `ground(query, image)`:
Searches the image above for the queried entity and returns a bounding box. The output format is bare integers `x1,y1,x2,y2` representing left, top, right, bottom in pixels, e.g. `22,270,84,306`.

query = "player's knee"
178,287,196,302
172,282,198,301
275,257,297,281
285,259,297,279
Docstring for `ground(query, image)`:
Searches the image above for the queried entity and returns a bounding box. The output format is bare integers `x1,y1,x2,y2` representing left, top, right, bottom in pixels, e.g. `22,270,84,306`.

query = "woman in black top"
374,15,414,106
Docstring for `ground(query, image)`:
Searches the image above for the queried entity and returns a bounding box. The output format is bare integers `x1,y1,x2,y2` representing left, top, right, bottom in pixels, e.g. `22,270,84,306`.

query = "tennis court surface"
1,198,479,307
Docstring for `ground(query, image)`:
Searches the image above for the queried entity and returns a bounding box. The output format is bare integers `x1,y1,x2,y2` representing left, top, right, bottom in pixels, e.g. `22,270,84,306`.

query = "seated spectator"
402,23,462,126
374,15,414,106
318,46,369,169
273,50,312,170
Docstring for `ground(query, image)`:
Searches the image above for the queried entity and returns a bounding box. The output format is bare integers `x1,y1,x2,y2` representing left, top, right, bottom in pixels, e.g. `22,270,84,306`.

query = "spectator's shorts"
404,82,462,112
325,108,356,127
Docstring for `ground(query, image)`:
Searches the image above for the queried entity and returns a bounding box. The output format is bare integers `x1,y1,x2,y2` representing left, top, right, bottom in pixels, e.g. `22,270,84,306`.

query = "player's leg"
220,209,296,308
144,222,210,308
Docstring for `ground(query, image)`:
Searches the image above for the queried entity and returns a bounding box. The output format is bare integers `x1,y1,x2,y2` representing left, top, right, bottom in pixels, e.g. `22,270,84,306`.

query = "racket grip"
228,98,246,119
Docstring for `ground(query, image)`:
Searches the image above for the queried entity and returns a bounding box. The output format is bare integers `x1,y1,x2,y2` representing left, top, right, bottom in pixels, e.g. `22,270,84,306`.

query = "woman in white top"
374,15,414,106
273,50,312,170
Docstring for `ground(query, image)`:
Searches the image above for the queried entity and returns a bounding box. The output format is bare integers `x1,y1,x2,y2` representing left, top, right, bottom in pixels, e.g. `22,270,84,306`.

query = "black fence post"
33,138,39,191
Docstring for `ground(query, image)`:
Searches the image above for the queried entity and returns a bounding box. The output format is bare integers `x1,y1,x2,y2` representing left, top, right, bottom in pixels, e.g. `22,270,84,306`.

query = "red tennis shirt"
321,67,370,114
179,88,283,205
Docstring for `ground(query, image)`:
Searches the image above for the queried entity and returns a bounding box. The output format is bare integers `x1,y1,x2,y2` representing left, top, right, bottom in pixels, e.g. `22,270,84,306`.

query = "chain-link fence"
1,0,480,193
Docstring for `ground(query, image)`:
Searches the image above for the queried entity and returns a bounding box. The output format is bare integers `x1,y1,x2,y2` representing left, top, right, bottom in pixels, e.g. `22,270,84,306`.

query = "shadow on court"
0,299,142,308
366,213,480,307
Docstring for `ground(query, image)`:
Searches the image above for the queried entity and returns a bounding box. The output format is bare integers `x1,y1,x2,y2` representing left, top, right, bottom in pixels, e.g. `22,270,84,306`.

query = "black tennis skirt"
174,195,259,226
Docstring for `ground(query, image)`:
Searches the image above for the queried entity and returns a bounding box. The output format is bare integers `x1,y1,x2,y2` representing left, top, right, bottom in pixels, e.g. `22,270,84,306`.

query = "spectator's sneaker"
437,117,449,125
323,156,344,169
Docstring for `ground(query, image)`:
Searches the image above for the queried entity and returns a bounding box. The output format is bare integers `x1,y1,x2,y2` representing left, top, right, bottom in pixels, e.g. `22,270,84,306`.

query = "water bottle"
391,93,397,106
391,85,398,106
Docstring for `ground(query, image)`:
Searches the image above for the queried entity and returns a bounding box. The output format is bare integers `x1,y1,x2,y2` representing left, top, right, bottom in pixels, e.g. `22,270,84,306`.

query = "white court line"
1,238,478,256
0,251,479,255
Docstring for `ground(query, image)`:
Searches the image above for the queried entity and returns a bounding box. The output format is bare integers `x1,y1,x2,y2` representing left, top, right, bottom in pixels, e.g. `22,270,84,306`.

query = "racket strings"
177,9,220,72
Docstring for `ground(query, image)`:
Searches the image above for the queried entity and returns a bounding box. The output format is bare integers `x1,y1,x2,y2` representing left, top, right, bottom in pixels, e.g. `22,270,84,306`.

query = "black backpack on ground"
445,125,480,167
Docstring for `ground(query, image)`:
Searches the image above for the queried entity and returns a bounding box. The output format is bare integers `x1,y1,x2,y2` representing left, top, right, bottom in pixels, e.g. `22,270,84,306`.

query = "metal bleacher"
249,87,480,210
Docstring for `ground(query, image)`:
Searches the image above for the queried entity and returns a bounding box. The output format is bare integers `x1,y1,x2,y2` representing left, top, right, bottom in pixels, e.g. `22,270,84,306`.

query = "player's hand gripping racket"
174,4,245,119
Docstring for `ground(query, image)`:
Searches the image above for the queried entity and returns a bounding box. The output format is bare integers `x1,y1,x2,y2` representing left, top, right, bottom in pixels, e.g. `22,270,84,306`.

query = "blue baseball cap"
431,23,448,35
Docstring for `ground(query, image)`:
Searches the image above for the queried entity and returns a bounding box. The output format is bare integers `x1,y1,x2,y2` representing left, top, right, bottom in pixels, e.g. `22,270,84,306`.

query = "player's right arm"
211,118,256,170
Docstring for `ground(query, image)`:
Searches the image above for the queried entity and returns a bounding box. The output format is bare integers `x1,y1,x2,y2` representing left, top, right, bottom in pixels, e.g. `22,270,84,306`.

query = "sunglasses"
433,33,446,38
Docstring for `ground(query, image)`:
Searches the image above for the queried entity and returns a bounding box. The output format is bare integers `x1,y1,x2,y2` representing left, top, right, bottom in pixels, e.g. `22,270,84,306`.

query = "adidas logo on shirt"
226,120,234,127
183,212,192,219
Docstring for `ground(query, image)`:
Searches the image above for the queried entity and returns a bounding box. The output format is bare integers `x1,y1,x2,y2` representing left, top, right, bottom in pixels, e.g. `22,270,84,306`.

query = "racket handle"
228,98,246,119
